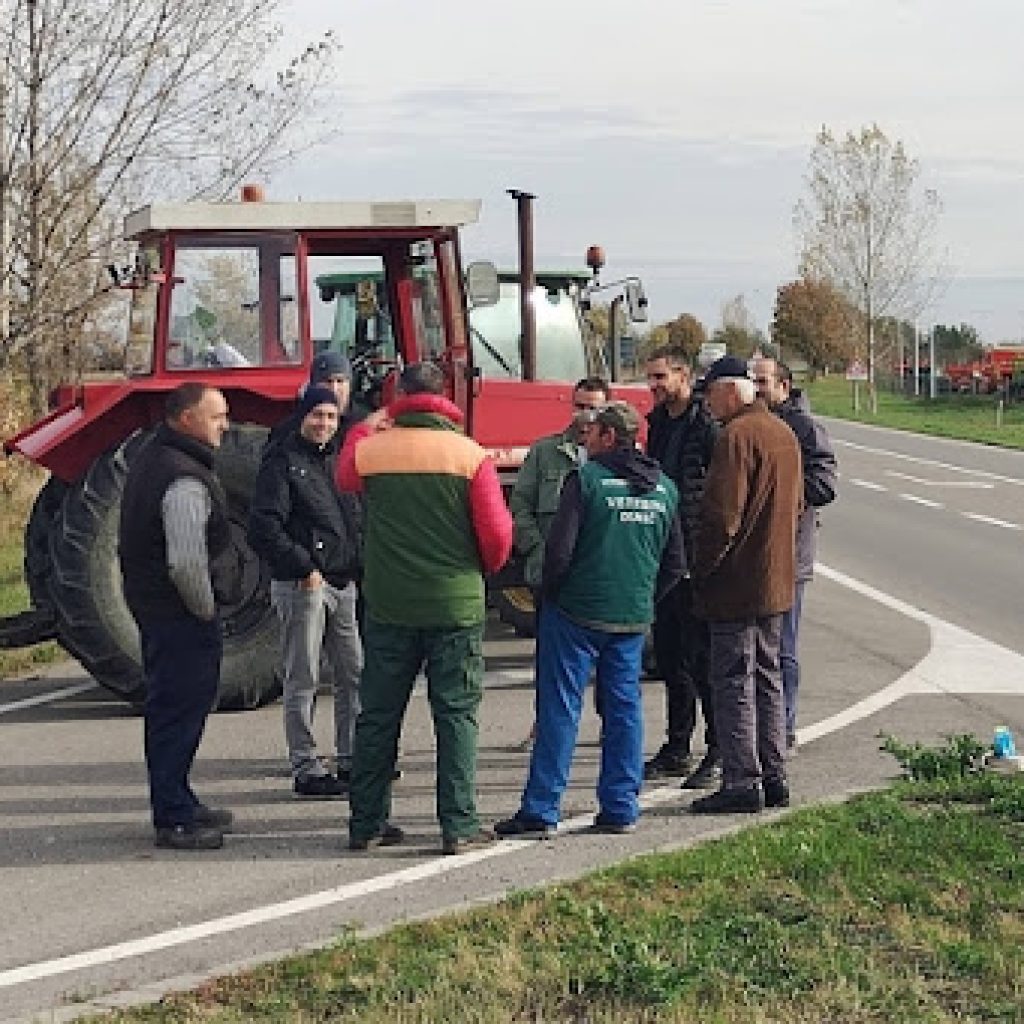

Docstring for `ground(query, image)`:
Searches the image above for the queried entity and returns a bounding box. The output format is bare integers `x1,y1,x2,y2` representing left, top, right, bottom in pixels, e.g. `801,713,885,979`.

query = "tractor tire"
25,476,67,610
494,586,537,638
46,427,281,711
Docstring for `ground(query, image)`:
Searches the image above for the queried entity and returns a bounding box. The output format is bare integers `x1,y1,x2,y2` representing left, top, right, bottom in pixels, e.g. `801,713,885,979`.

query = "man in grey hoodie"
752,358,837,749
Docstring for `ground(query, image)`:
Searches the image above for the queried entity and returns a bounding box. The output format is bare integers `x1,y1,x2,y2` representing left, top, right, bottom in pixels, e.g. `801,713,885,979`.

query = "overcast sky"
272,0,1024,343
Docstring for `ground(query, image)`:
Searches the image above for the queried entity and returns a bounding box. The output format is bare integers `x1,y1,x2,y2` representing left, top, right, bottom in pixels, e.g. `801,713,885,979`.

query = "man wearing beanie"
265,350,354,452
248,384,364,797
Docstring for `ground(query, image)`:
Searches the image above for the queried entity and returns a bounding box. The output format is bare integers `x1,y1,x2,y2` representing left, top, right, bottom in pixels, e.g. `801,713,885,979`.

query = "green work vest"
555,460,678,632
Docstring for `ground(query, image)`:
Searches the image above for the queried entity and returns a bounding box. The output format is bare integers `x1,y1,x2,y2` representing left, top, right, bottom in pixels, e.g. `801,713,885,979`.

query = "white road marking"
962,512,1021,530
885,470,993,489
850,478,887,491
898,493,944,509
0,682,95,716
5,564,1024,992
834,438,1024,487
0,788,684,991
804,564,1024,744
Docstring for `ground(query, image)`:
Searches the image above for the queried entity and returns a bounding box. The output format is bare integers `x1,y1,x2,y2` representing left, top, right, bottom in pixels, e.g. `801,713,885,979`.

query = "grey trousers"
708,615,786,792
270,579,363,780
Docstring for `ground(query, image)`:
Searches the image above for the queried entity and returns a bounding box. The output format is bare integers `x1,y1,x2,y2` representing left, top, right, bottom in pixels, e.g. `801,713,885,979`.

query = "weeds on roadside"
879,732,988,782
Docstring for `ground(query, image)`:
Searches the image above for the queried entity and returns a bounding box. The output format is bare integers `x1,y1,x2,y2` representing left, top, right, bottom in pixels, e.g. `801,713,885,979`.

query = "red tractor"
2,192,650,708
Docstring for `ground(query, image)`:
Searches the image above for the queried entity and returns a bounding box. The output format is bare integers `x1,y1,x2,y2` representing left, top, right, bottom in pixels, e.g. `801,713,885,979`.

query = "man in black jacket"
248,385,364,798
752,357,837,749
119,383,239,850
643,346,721,788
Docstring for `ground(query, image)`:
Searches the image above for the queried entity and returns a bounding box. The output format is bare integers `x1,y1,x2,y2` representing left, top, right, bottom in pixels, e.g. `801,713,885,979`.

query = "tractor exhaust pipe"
508,189,537,381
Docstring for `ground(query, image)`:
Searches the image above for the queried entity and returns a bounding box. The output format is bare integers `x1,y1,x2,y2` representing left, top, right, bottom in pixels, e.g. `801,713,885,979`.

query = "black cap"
310,350,351,384
703,355,752,384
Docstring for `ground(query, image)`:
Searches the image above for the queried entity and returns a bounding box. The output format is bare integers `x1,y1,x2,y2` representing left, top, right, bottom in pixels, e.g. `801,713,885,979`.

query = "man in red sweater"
337,363,513,855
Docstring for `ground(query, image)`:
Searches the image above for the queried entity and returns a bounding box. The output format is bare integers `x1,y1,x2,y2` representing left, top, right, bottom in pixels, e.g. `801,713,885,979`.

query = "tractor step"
0,608,58,649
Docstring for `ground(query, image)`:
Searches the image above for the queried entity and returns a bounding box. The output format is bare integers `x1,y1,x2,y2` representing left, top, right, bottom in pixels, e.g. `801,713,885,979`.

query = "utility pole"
929,326,937,399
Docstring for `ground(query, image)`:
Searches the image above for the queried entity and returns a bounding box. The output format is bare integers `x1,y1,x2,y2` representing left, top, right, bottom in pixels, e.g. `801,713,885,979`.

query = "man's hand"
299,569,324,590
364,408,392,432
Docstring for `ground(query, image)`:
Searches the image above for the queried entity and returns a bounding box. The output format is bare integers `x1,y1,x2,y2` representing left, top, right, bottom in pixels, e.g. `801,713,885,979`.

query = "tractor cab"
7,197,493,481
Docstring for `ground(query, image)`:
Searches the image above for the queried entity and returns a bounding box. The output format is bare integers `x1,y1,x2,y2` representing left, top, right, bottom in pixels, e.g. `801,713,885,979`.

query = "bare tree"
0,0,338,414
795,124,944,389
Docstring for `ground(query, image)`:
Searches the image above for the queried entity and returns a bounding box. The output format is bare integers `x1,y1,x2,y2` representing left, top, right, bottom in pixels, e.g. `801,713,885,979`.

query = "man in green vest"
495,401,685,836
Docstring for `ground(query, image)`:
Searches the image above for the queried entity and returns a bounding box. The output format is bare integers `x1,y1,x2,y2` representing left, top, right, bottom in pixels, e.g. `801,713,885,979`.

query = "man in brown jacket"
689,355,802,814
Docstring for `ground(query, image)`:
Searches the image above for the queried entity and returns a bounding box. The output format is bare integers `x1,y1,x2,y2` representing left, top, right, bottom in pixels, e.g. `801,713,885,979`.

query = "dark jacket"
646,395,719,569
247,430,363,587
543,446,686,629
693,400,802,620
119,424,236,623
776,388,837,583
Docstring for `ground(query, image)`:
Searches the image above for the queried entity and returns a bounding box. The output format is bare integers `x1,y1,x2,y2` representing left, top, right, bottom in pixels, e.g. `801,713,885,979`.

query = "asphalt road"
1,419,1022,1024
818,417,1024,655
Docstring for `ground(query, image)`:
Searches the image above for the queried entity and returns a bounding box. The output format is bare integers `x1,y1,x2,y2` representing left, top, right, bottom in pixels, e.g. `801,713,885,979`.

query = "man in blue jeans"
495,402,685,837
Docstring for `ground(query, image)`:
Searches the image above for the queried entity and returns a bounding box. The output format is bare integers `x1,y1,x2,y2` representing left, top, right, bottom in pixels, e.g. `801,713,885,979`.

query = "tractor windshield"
166,236,300,369
470,281,587,381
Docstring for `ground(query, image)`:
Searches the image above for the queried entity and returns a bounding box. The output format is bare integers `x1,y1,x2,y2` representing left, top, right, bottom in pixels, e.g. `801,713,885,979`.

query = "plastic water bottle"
993,726,1016,759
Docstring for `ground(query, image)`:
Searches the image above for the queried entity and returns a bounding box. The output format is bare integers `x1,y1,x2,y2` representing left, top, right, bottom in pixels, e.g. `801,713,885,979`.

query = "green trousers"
349,617,485,843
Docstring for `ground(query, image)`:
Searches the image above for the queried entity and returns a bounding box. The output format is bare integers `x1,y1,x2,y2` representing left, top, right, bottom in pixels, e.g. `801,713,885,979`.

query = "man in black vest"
119,383,238,850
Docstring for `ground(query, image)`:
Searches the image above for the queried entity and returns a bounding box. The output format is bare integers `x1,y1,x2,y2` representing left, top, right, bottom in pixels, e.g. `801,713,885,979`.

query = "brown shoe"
441,829,496,856
348,822,405,851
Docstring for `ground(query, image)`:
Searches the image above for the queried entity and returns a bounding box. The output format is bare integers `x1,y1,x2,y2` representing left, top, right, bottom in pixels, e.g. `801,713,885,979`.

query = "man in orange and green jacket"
337,362,513,855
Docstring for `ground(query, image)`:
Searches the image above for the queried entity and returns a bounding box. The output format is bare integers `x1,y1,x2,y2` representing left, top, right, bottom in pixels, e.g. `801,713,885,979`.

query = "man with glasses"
509,377,609,748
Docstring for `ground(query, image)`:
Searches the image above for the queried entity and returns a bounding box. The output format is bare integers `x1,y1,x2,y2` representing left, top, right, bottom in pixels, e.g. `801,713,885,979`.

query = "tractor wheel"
494,586,537,638
25,476,67,610
46,427,281,710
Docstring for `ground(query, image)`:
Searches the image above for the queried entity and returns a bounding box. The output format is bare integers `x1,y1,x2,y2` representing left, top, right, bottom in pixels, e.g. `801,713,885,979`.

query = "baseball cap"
703,355,752,384
594,400,641,439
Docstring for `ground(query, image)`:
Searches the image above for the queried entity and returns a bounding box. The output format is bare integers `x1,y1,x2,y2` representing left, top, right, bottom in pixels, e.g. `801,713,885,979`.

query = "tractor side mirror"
624,280,648,323
464,261,500,308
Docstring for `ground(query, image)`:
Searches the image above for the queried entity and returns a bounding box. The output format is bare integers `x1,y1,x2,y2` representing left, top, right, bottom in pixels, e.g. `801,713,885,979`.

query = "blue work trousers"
780,581,805,740
520,604,644,828
141,616,222,829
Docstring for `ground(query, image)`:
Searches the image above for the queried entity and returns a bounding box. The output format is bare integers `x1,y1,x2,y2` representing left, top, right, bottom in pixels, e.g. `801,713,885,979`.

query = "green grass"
0,486,62,679
83,775,1024,1023
803,374,1024,449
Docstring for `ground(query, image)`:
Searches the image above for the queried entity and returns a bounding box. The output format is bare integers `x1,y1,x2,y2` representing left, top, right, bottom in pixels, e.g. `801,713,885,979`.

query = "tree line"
0,0,338,417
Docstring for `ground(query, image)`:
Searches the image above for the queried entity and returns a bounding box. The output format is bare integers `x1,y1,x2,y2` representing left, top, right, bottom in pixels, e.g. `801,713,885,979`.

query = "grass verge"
0,483,62,679
85,774,1024,1023
803,374,1024,449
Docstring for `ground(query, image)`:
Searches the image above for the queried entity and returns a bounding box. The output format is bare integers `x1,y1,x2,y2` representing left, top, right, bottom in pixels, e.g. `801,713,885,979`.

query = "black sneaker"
690,787,763,815
643,747,692,781
348,822,405,851
590,814,637,835
193,805,234,831
681,752,722,790
154,823,224,850
441,829,497,855
764,779,790,808
294,774,346,799
494,813,555,839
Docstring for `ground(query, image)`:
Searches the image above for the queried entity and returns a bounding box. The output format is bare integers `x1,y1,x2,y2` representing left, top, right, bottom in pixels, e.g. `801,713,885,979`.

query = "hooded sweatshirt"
542,446,684,632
